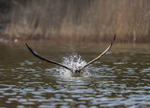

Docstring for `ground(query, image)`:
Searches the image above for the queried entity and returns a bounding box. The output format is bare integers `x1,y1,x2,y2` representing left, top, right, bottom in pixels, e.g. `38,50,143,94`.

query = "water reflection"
0,43,150,107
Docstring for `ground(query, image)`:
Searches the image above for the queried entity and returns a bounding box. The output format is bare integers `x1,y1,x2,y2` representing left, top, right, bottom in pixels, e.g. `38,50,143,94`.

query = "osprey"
26,35,116,75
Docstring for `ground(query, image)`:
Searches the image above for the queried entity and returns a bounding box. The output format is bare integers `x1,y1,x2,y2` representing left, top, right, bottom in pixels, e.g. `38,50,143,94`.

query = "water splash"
57,54,90,77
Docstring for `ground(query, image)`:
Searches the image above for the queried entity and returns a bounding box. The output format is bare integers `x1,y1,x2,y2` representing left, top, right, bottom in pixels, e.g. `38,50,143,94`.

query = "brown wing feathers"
26,35,116,73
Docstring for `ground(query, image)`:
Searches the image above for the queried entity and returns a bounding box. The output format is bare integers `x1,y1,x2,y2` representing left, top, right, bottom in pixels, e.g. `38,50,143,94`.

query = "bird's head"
72,69,81,75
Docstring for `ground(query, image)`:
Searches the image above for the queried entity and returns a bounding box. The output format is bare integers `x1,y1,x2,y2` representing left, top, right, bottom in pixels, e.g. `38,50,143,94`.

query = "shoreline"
0,37,150,45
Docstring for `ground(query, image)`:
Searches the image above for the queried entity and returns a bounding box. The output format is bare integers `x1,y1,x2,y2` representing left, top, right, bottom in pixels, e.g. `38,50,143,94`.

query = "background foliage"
0,0,150,43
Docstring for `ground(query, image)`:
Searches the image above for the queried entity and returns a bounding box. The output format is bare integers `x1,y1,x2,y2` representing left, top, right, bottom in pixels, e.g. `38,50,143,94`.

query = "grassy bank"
0,0,150,43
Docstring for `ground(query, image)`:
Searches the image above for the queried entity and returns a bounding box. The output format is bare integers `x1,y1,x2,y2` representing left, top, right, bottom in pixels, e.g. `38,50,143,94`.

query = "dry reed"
0,0,150,43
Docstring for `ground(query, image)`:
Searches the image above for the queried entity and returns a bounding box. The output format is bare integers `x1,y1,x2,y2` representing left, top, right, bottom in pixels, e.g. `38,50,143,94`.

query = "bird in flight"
26,34,116,75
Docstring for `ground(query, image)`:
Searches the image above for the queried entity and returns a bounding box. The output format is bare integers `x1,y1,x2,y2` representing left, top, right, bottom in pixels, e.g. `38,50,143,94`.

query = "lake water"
0,42,150,107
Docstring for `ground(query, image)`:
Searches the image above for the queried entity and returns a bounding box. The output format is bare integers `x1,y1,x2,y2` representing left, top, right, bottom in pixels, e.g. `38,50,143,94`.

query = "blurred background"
0,1,150,107
0,0,150,43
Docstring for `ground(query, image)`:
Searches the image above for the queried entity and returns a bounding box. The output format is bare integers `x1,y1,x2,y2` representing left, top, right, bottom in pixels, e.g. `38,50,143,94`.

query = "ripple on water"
0,48,150,107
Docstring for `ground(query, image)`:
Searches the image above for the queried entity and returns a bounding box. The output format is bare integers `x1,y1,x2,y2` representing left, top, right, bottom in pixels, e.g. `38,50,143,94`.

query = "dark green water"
0,42,150,107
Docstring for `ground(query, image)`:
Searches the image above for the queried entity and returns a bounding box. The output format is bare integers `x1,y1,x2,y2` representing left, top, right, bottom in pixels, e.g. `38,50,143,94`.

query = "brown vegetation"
0,0,150,43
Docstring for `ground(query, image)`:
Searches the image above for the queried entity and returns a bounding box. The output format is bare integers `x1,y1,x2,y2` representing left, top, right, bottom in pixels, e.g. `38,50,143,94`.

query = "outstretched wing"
79,34,116,71
25,43,73,72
